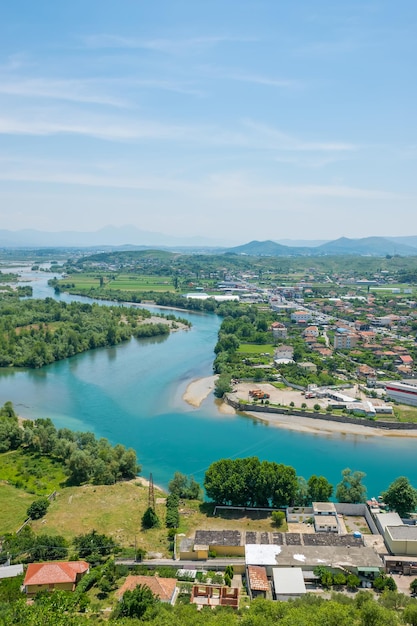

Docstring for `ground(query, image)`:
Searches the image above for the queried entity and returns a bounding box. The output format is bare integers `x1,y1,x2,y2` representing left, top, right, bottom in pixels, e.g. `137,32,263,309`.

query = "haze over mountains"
227,237,417,257
2,227,417,256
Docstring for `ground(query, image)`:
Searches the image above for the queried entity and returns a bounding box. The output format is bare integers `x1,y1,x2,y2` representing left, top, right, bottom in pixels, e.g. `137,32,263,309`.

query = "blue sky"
0,0,416,244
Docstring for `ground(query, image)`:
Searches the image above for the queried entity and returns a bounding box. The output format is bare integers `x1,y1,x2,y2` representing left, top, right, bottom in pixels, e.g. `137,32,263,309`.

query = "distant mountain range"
0,226,236,249
226,236,417,257
1,228,417,256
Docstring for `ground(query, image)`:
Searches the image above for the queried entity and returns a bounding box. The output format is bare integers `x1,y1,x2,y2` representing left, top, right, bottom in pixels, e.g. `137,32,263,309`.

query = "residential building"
116,575,178,605
291,311,311,324
270,321,287,339
334,330,359,349
247,565,270,599
23,561,89,597
303,325,319,338
274,345,294,362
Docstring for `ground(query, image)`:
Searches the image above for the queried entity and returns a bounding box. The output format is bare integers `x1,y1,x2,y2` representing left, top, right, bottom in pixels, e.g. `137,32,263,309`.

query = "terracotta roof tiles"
24,561,89,586
116,575,177,603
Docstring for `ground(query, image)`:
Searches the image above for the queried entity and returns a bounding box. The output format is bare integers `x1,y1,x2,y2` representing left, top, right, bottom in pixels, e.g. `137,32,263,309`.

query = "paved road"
116,558,245,570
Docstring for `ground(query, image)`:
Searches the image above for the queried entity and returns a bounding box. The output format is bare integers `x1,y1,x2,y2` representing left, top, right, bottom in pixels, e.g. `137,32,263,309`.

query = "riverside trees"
382,477,417,518
0,298,181,368
336,468,367,503
0,402,140,487
204,457,307,508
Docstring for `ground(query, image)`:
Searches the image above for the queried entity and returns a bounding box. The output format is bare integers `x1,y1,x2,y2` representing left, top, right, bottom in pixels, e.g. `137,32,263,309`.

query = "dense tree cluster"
0,526,68,563
0,298,182,368
204,457,299,507
24,417,140,485
168,472,201,500
0,403,140,486
0,527,116,566
73,530,116,564
203,457,374,508
0,401,22,452
2,586,417,625
165,494,180,529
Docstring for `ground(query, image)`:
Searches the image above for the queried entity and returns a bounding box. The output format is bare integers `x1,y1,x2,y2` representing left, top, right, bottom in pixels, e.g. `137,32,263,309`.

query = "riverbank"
241,408,417,438
183,375,219,408
222,381,417,438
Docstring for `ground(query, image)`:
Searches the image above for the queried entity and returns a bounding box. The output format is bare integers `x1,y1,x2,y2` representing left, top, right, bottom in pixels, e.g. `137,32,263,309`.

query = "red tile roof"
116,575,177,603
24,561,89,586
400,355,413,364
248,566,269,591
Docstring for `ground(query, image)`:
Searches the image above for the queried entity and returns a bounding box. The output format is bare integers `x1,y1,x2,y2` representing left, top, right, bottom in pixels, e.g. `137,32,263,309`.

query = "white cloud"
82,34,256,54
0,113,192,142
0,160,406,203
200,65,299,88
0,78,128,107
241,120,357,152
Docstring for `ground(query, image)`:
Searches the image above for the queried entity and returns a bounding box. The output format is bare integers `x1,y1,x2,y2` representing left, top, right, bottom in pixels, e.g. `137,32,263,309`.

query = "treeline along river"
0,265,416,496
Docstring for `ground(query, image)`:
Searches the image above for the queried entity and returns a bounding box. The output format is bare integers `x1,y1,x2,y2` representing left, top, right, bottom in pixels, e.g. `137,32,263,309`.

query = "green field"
237,343,275,355
0,450,68,495
60,273,176,293
31,481,169,553
0,483,35,533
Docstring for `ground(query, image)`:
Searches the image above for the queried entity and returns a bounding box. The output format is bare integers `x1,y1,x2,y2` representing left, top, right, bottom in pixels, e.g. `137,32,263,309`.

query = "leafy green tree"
378,590,408,610
333,572,346,587
294,476,309,506
313,566,333,589
113,584,159,619
29,534,68,561
404,602,417,626
272,511,285,527
382,476,417,518
271,463,298,508
27,497,50,520
411,578,417,595
336,468,367,503
346,574,361,590
214,374,232,398
73,529,115,560
307,475,333,502
0,575,24,603
67,450,92,485
142,506,160,529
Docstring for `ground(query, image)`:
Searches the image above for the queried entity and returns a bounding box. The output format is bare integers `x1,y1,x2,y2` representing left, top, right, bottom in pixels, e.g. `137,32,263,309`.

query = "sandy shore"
230,405,417,438
222,381,417,439
183,377,417,437
183,375,218,408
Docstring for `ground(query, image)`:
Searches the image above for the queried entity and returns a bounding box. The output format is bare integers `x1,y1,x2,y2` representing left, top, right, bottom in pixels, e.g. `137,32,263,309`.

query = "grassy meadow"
0,450,67,496
60,273,176,293
0,483,35,533
237,344,275,355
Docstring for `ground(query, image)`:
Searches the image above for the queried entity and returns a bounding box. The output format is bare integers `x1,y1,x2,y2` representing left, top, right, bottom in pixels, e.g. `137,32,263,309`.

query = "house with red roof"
23,561,89,597
116,575,178,605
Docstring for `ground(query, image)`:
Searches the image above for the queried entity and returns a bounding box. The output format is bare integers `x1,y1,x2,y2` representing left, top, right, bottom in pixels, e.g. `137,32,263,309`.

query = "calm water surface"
0,265,415,494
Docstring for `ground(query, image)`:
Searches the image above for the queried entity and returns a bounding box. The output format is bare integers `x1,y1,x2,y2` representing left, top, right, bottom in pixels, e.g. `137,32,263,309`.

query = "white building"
272,568,306,601
385,381,417,407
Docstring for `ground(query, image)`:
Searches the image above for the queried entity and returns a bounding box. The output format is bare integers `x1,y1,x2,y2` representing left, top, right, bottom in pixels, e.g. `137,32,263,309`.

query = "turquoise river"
0,266,416,495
